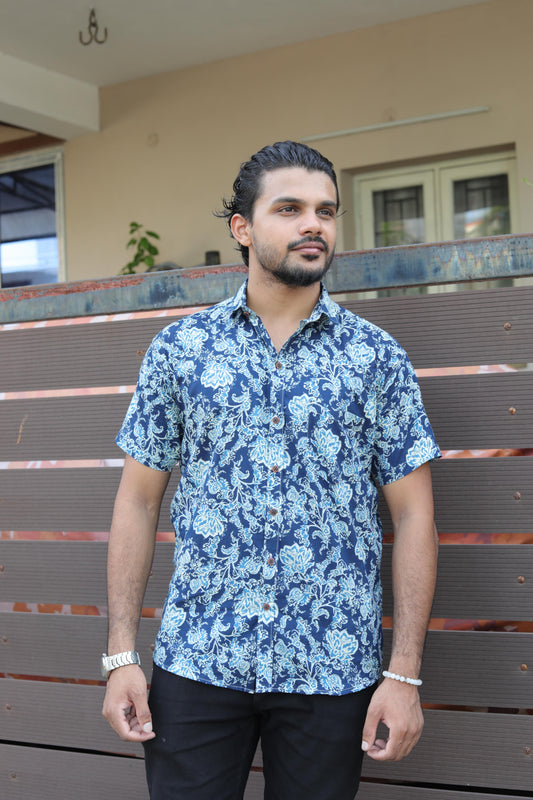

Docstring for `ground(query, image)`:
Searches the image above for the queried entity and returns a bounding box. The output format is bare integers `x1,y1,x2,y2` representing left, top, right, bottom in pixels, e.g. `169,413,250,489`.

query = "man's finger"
361,704,380,752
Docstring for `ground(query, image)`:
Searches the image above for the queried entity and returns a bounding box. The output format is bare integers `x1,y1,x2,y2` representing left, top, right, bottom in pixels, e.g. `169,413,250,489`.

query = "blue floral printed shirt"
116,282,440,695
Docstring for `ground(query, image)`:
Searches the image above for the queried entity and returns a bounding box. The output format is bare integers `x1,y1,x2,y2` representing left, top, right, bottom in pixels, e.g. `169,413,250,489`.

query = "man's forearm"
107,490,159,654
103,457,169,742
389,513,438,677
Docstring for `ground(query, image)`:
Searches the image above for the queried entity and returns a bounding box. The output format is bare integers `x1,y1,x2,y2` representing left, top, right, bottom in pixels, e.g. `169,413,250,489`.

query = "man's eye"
279,206,297,213
319,208,335,217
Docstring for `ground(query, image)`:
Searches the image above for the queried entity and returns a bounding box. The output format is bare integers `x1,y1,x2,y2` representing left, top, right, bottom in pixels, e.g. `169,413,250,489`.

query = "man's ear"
230,214,252,247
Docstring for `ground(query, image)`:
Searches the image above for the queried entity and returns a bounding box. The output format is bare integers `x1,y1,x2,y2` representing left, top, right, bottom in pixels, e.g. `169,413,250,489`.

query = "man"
102,141,440,799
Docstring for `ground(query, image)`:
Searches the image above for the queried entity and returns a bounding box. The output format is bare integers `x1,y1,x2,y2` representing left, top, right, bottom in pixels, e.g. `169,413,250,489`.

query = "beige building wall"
63,0,533,282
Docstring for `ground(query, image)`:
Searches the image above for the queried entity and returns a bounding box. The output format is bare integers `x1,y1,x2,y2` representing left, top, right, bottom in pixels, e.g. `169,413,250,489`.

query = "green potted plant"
120,222,160,274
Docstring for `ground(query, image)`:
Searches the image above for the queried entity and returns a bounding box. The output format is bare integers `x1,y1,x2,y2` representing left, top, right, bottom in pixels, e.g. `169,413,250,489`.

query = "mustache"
287,236,329,254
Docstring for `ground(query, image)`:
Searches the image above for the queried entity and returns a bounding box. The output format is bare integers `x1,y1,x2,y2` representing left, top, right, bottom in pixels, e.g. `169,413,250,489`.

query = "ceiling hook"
79,8,108,46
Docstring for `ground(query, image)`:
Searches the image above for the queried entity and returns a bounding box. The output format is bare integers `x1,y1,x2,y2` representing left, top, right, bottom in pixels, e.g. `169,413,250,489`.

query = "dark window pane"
453,174,510,238
373,185,425,247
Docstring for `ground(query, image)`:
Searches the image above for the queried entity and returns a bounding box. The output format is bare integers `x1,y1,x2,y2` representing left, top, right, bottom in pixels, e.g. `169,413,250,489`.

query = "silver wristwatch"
101,650,141,678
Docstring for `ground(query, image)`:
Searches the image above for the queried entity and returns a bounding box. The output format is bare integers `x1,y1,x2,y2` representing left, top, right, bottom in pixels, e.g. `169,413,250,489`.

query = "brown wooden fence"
1,235,532,799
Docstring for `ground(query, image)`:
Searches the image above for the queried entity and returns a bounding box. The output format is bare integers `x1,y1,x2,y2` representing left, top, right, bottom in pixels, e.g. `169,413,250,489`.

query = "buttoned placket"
241,308,289,691
241,306,328,691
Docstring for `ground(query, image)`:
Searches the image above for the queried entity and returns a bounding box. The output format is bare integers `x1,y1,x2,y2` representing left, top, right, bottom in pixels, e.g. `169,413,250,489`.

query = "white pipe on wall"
300,106,491,143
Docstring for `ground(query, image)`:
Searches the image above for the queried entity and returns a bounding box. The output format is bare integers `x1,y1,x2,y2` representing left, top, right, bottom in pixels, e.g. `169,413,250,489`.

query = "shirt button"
272,415,280,425
267,557,275,566
269,508,278,516
263,603,271,611
271,465,279,473
275,361,282,370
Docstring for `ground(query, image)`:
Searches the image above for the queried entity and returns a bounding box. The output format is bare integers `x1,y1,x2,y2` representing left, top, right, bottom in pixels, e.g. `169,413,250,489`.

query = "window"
350,152,518,295
353,152,517,250
372,184,425,247
0,149,65,289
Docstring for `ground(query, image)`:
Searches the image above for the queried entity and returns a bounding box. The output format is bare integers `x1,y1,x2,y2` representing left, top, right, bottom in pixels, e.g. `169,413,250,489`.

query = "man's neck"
245,273,321,352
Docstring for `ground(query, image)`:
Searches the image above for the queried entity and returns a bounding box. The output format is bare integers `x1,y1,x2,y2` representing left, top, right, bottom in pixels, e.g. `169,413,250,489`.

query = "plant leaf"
146,230,160,239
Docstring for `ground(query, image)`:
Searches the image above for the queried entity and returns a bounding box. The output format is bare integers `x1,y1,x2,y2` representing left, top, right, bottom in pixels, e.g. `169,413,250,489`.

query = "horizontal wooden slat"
2,286,533,395
343,284,533,368
1,313,186,392
247,776,533,800
0,743,261,800
430,457,533,533
0,744,148,800
2,542,532,621
358,784,532,800
379,457,533,535
2,458,532,533
384,545,533,621
256,759,533,800
420,371,533,450
1,612,531,708
2,372,533,462
0,394,131,461
0,467,179,532
361,708,533,790
0,614,159,681
388,630,532,708
1,681,143,757
0,541,171,606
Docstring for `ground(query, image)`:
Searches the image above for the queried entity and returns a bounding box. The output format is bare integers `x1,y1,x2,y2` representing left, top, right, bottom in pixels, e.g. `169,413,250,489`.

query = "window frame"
352,152,518,251
439,155,518,241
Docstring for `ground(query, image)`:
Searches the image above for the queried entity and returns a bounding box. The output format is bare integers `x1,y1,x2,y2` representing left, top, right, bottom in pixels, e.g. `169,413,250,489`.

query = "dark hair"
217,140,339,265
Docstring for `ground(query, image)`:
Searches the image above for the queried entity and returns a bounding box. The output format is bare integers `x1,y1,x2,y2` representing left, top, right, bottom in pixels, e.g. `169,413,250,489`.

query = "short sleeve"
115,329,182,471
371,348,441,486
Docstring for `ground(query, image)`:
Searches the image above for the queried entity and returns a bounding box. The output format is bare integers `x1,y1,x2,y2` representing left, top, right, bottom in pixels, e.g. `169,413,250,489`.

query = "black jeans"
144,664,375,800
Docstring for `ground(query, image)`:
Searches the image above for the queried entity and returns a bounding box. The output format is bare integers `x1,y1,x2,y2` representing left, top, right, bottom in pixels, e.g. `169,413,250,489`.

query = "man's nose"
298,210,323,235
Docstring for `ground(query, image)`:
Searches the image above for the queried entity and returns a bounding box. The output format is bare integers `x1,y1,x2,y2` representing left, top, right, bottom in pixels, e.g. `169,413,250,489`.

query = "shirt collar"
228,280,340,324
227,280,249,316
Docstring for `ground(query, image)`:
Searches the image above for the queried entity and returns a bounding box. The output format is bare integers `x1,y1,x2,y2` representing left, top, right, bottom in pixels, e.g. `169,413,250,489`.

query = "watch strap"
101,650,141,677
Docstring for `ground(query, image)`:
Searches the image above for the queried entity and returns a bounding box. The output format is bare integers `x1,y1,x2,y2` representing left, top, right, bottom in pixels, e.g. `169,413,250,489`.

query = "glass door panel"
355,169,436,250
373,185,425,246
440,156,517,242
452,174,510,239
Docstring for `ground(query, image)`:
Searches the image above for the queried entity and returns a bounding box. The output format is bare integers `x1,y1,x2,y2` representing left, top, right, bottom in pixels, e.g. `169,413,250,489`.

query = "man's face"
237,167,338,288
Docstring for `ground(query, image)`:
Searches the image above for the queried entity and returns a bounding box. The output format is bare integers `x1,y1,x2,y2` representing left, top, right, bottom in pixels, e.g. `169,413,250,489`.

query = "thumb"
131,688,153,733
361,701,379,752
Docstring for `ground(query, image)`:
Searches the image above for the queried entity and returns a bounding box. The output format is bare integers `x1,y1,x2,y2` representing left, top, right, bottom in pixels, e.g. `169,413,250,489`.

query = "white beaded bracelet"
382,670,422,686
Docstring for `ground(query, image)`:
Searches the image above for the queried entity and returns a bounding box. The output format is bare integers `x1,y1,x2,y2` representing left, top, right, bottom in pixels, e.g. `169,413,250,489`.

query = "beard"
252,236,335,288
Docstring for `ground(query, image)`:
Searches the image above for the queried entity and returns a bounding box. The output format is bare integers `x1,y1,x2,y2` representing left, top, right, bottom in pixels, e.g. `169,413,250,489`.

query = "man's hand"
361,678,423,761
102,664,155,742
